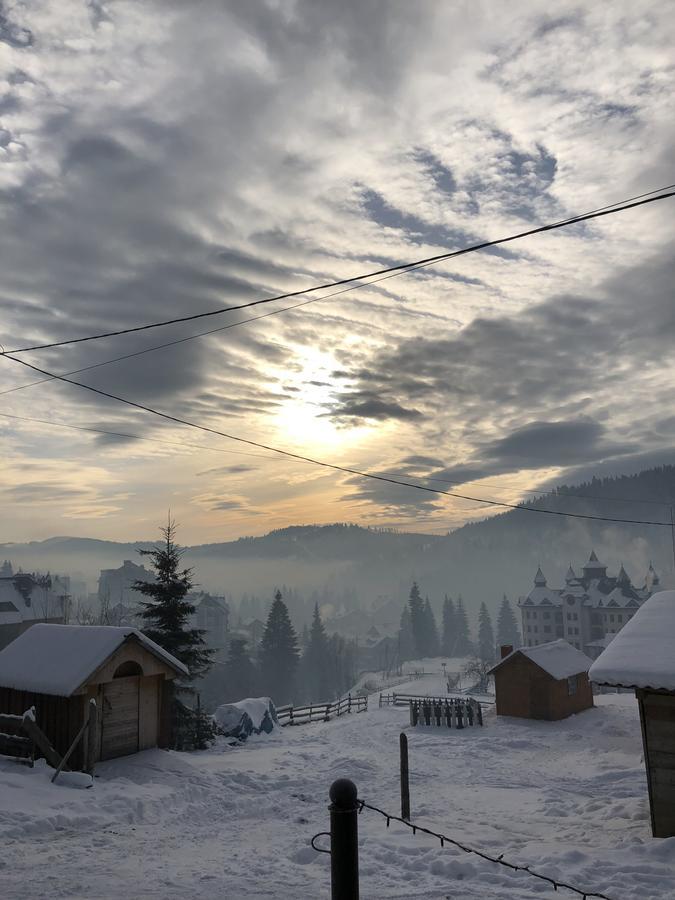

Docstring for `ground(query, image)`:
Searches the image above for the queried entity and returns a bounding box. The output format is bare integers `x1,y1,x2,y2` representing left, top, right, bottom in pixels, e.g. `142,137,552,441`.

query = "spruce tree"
441,595,456,656
407,582,426,658
134,518,214,749
134,519,213,687
496,595,521,650
423,597,440,656
397,606,415,663
258,590,300,705
222,638,258,702
454,596,473,656
302,603,330,702
477,602,496,663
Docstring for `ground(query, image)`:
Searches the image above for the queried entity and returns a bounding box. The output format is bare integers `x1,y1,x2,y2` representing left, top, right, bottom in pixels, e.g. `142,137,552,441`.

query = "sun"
272,345,367,453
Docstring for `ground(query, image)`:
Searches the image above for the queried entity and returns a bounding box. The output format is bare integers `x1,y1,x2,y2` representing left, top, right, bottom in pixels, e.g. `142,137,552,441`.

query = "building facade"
0,571,69,650
518,551,658,658
98,560,152,609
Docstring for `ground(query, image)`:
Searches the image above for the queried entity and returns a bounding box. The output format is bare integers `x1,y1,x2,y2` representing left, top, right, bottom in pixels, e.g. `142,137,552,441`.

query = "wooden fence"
378,691,493,710
0,710,35,765
276,694,368,727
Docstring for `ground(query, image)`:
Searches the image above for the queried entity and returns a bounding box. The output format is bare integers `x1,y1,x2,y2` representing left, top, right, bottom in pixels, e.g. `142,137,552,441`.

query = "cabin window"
567,675,577,696
543,625,551,633
543,611,550,619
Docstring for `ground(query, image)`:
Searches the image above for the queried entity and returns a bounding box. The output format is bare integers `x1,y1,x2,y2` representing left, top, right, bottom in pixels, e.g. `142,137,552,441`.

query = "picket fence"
276,694,367,727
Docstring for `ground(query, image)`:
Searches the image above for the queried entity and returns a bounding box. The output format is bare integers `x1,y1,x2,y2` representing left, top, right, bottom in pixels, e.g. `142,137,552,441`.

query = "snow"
492,640,592,680
589,590,675,690
0,624,188,696
1,664,672,899
213,697,279,740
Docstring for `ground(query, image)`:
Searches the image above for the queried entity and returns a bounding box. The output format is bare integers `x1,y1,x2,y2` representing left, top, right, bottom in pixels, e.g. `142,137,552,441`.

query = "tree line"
398,582,521,664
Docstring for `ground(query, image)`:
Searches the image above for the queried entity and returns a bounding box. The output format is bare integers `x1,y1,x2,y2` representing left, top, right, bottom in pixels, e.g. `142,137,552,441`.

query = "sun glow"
273,346,369,453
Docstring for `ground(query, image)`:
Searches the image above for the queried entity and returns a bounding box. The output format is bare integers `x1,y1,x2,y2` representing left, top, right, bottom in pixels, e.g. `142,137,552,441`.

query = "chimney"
500,644,513,659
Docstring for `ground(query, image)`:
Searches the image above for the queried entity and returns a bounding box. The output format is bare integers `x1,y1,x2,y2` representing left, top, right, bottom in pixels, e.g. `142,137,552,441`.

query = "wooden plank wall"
638,689,675,837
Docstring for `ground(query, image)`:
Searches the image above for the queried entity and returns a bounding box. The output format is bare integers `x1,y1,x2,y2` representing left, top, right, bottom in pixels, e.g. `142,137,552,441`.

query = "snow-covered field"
1,673,673,899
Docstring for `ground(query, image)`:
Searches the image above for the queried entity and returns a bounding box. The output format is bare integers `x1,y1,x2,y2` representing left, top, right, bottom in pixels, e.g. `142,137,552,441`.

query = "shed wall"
494,655,593,720
638,689,675,838
0,687,86,768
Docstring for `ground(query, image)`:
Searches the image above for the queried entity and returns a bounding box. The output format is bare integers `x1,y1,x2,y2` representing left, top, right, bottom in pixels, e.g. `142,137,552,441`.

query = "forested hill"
1,466,673,615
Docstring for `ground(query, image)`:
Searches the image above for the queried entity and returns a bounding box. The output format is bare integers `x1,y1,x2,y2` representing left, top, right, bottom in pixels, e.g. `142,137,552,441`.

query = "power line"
4,185,675,355
1,352,671,528
0,412,279,461
357,799,616,900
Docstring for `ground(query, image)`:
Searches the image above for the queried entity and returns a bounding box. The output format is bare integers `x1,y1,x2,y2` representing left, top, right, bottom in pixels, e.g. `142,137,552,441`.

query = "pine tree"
423,597,440,656
477,602,496,663
302,603,330,702
397,606,415,663
454,596,473,656
407,582,426,658
258,590,300,705
222,638,258,702
496,595,521,650
134,518,213,687
441,595,456,656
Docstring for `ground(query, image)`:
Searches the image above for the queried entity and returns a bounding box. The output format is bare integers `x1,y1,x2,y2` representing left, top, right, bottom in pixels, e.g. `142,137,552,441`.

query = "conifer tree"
441,595,456,656
258,589,300,705
133,518,214,749
134,518,213,687
496,594,521,650
453,596,473,656
222,638,258,702
302,603,330,702
477,602,496,663
397,606,415,663
408,581,426,658
423,597,440,656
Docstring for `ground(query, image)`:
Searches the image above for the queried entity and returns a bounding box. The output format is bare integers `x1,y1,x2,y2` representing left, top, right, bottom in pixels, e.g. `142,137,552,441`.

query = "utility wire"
357,799,616,900
1,352,671,528
0,403,667,510
4,185,675,355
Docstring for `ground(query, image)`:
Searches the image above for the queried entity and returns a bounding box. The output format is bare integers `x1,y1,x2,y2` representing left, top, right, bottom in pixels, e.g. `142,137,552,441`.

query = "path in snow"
1,684,673,899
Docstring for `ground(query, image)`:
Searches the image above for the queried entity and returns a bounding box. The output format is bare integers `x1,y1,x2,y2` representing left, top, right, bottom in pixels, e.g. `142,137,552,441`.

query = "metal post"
86,699,97,776
330,778,359,900
400,733,410,821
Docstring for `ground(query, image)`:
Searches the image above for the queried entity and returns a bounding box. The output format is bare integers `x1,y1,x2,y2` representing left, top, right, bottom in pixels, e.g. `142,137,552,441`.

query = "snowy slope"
0,686,672,899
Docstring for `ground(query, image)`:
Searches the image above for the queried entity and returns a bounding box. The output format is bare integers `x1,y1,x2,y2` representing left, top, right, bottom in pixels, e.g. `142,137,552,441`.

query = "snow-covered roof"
490,639,593,680
589,591,675,690
0,624,188,696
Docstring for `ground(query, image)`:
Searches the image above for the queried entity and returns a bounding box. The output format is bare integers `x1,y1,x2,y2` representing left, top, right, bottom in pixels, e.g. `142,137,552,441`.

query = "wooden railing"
276,694,368,727
378,691,493,709
0,711,35,765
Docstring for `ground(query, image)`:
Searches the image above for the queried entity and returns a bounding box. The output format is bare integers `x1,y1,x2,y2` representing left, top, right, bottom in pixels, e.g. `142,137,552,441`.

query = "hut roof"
0,624,188,696
589,590,675,690
490,639,592,680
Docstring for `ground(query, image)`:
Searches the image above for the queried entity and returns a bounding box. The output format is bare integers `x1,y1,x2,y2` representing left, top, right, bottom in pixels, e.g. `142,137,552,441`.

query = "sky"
0,0,674,544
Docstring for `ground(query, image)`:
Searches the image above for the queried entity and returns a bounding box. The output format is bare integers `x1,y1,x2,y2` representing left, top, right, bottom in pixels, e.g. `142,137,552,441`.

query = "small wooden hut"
0,624,187,770
489,639,594,721
589,590,675,838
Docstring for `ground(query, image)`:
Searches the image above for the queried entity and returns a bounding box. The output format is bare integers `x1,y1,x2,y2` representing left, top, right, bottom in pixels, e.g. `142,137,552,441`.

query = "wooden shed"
489,639,594,721
589,590,675,838
0,624,188,770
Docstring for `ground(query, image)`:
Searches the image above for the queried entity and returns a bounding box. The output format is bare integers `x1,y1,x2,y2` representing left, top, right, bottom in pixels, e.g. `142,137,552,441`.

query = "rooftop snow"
589,590,675,690
0,624,188,696
491,639,592,680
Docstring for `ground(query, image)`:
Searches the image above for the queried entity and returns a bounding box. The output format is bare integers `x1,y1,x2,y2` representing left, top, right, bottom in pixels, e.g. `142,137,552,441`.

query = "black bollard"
330,778,360,900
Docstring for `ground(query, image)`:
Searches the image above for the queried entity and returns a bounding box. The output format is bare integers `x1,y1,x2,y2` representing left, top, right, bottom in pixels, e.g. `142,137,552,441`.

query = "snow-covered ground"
1,673,673,899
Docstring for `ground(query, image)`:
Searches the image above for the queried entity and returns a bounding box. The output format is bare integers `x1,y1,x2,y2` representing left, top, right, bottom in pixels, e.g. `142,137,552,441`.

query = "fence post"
86,699,97,776
330,778,359,900
348,693,352,713
400,732,410,821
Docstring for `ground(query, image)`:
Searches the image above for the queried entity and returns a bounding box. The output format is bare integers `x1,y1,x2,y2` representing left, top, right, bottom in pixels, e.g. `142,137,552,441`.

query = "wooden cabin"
590,590,675,838
489,639,594,721
0,624,187,770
